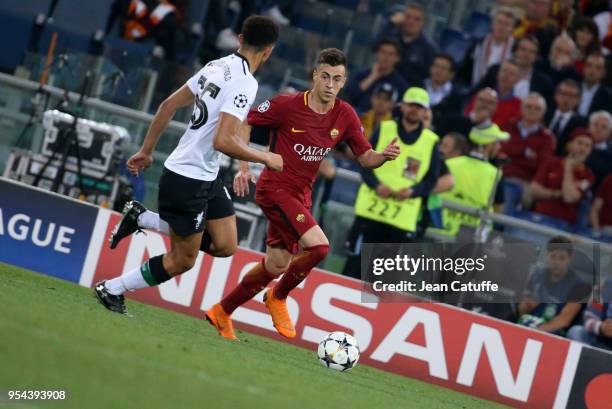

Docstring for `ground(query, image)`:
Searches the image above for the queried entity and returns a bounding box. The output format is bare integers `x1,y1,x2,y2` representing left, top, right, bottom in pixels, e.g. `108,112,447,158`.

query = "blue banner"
0,178,98,282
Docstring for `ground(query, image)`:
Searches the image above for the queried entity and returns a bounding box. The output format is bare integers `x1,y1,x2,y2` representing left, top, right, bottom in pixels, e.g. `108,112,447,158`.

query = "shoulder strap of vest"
421,128,440,143
380,120,397,135
445,156,466,167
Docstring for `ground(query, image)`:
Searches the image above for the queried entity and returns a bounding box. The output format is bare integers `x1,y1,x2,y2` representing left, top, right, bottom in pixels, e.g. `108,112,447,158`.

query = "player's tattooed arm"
356,137,401,169
127,85,195,176
214,113,283,171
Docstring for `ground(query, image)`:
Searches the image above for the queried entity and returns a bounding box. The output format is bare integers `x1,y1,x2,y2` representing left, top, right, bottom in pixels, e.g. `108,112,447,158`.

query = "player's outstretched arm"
357,137,401,169
127,85,195,176
214,112,283,171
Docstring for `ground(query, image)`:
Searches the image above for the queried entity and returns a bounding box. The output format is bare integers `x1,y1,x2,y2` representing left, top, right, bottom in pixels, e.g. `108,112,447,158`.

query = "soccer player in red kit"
205,48,401,340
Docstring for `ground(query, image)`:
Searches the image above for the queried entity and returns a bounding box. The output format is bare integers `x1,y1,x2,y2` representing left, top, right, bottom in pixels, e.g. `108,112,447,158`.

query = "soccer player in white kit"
95,16,281,315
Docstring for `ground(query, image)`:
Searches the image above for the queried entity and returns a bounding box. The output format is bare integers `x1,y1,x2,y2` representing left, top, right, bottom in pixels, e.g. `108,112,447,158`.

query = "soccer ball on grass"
317,331,360,371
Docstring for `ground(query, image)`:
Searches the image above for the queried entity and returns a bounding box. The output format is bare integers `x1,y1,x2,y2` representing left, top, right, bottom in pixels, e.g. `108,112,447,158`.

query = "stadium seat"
104,36,155,66
346,43,372,72
256,56,289,91
439,28,472,64
0,11,34,73
275,26,309,64
52,0,112,35
294,3,332,35
0,0,49,19
325,7,354,42
332,0,360,10
286,61,312,87
179,0,210,64
185,0,210,26
37,23,94,56
350,13,376,45
464,11,491,41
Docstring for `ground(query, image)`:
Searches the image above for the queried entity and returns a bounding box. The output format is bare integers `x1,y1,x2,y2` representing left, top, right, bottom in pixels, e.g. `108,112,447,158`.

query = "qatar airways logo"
293,144,331,162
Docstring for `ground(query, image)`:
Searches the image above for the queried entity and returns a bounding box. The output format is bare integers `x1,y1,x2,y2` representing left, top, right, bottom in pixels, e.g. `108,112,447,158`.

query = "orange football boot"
263,288,296,338
205,303,238,341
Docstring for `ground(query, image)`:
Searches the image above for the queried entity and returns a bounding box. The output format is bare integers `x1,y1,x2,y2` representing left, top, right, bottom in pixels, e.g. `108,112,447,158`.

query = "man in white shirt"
469,6,516,86
95,16,281,315
472,37,553,105
578,52,612,117
545,79,587,154
425,54,465,130
586,110,612,189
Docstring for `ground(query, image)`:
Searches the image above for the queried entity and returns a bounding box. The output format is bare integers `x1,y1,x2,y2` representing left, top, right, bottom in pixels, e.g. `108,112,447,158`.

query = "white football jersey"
165,53,258,181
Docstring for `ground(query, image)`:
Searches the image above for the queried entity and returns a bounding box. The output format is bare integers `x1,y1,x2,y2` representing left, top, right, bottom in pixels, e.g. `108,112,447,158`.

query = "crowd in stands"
337,0,612,241
334,0,612,351
105,0,293,60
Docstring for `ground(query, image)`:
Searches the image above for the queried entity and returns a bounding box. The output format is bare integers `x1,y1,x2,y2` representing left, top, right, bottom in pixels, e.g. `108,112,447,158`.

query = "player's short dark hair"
374,38,401,54
547,236,573,256
316,48,347,68
241,15,279,51
434,53,456,72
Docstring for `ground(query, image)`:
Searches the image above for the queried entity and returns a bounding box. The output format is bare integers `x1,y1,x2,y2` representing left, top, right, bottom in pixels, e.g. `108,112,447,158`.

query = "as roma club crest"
330,128,340,139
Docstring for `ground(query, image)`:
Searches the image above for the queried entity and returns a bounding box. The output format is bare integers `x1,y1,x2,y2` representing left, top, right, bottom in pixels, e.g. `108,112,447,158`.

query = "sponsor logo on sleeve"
257,100,270,113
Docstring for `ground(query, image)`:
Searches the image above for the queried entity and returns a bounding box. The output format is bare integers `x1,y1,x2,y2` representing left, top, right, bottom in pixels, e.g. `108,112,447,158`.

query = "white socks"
138,210,170,235
105,265,150,295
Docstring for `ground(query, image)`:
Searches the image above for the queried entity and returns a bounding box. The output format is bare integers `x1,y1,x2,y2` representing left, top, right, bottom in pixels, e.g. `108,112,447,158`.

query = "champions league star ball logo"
234,94,248,109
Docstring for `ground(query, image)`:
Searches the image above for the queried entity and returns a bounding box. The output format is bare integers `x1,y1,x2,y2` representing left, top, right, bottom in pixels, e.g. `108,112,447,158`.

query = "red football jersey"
248,91,372,205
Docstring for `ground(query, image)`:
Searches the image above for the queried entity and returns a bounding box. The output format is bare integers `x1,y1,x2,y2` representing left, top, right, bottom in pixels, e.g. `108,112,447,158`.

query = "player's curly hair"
316,48,347,68
241,15,279,51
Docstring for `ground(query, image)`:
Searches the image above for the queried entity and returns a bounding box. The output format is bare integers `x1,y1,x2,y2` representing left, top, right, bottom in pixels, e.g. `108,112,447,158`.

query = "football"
317,331,360,371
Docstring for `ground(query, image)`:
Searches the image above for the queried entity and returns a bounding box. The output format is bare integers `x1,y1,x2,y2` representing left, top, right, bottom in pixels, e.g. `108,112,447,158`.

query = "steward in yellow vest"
343,88,443,278
429,124,508,237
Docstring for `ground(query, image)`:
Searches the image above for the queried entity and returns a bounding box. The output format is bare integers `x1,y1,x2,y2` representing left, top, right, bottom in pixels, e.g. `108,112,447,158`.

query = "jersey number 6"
190,75,221,130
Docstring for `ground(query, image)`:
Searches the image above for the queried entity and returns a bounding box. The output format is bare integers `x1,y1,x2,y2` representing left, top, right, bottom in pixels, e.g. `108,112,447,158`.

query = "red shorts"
256,188,318,254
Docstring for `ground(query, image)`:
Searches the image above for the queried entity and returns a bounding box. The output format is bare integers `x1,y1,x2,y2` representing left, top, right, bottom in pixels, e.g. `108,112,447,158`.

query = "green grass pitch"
0,263,510,409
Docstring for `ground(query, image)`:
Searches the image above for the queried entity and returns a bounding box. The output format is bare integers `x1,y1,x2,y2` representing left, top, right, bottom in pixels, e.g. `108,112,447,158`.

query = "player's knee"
308,244,329,264
170,252,198,273
265,258,291,275
212,242,237,258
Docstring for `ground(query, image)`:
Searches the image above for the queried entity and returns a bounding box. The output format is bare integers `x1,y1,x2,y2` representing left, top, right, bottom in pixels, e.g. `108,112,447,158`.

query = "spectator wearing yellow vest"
342,87,443,279
429,124,508,238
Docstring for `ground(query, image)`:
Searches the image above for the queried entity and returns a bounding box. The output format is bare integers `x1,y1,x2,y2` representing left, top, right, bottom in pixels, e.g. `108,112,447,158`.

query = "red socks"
220,259,276,314
274,245,329,299
219,245,330,313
